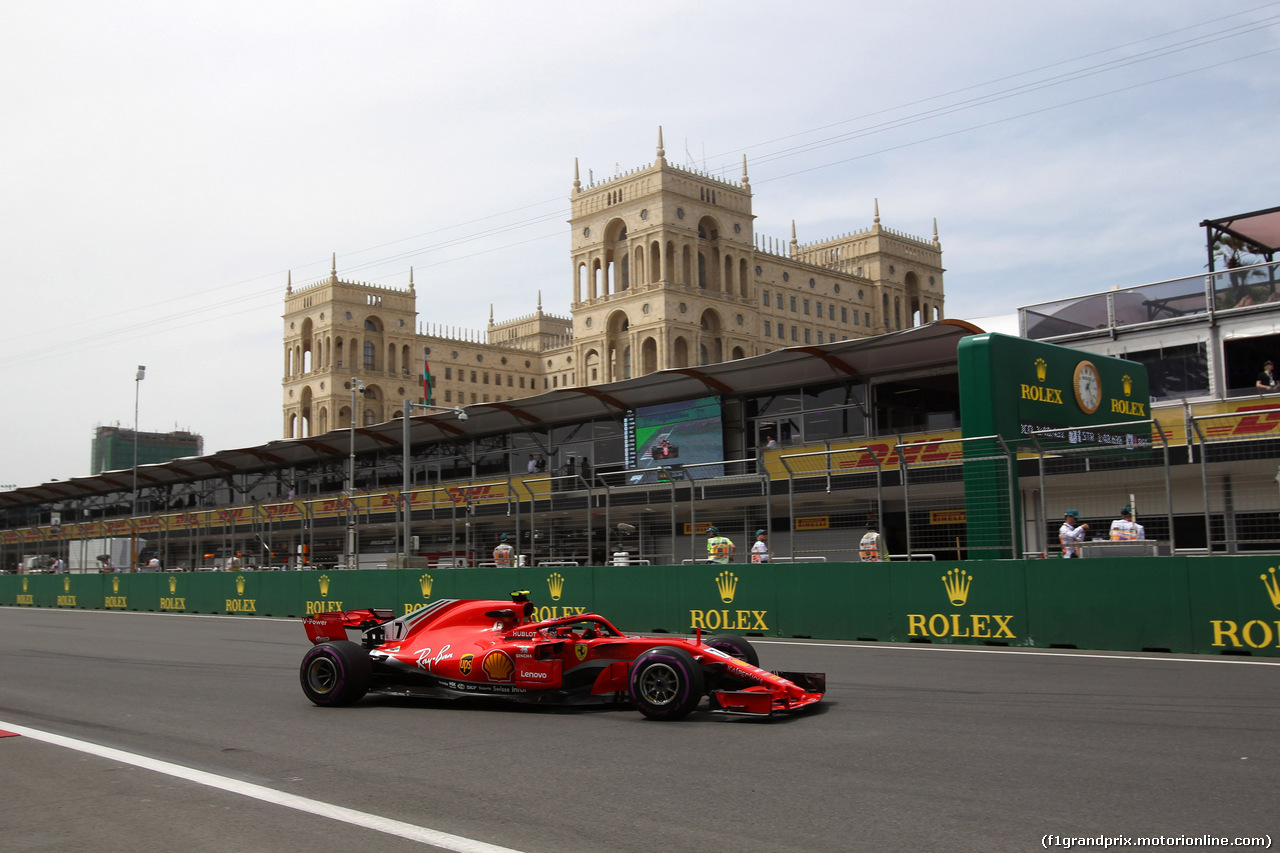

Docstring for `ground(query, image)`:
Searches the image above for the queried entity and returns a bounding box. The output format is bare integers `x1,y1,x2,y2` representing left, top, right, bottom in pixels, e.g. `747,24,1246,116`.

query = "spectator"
1058,509,1089,558
492,533,514,568
705,526,735,564
859,521,887,562
1109,506,1145,541
527,454,538,473
750,529,770,563
1258,360,1278,392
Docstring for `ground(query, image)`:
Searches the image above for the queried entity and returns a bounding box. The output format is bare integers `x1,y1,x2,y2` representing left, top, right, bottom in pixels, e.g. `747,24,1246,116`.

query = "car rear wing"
304,608,395,645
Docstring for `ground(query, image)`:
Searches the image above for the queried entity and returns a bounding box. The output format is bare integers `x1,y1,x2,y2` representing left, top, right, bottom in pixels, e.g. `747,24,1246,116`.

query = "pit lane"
1,607,1276,852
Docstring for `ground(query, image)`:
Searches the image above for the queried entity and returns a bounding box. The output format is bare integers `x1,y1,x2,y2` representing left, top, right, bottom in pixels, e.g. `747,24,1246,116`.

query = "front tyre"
300,641,372,706
704,633,759,667
629,647,706,721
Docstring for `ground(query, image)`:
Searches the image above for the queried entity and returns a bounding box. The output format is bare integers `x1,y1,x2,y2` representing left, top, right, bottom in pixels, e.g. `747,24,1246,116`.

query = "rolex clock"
1073,360,1101,414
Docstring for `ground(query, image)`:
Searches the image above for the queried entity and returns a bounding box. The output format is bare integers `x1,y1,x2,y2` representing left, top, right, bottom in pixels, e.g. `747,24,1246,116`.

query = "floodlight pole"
131,365,145,572
345,377,365,570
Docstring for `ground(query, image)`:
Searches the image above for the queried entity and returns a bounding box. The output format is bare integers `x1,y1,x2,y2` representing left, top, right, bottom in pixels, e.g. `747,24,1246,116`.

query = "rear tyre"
300,641,372,706
629,647,706,720
704,633,759,667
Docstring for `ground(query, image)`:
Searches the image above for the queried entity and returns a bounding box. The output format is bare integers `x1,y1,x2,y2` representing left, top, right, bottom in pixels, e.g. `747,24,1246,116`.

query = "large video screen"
632,396,724,480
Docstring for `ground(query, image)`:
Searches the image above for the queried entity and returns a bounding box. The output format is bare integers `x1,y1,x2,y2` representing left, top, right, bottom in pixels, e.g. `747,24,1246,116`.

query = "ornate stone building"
282,131,945,438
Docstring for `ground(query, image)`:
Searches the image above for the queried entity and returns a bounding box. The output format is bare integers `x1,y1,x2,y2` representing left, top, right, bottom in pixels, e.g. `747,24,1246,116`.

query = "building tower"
282,257,419,438
567,128,945,382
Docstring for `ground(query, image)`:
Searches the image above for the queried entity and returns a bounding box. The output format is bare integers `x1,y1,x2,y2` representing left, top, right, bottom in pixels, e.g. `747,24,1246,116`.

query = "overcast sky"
2,1,1277,490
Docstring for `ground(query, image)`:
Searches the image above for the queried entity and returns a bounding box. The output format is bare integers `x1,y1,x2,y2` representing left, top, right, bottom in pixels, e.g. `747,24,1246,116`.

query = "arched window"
363,341,375,370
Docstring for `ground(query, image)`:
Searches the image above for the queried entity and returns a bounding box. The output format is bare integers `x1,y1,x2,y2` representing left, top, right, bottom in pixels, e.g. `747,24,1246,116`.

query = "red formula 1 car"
299,592,825,721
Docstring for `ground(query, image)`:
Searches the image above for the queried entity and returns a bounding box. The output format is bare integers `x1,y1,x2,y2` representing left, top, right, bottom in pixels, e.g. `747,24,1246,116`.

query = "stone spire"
329,252,338,284
409,266,415,294
790,220,798,258
873,199,881,228
933,218,940,248
286,270,292,295
573,157,581,194
656,126,666,167
488,304,494,327
741,154,749,188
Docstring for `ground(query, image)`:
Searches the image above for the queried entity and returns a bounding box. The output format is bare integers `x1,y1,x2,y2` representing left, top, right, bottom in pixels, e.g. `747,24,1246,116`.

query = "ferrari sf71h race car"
300,592,825,720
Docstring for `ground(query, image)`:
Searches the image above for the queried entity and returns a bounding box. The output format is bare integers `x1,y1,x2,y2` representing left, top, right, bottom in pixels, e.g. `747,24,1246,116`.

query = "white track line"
0,720,525,853
755,638,1280,665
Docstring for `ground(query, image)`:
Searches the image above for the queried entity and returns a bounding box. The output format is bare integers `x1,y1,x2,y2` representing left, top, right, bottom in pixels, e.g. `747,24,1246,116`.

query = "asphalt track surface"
0,607,1277,853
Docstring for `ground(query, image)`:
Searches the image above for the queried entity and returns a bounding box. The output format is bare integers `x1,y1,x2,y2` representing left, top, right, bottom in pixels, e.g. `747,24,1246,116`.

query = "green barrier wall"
4,555,1279,656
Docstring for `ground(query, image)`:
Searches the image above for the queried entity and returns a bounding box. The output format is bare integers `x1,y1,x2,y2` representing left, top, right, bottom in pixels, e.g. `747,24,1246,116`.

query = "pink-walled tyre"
704,633,759,667
629,647,706,720
300,641,372,706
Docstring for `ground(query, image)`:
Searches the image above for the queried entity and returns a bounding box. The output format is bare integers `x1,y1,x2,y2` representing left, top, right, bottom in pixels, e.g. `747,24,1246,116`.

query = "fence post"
998,435,1018,560
899,450,913,557
1157,419,1175,554
1035,436,1048,557
1192,417,1212,555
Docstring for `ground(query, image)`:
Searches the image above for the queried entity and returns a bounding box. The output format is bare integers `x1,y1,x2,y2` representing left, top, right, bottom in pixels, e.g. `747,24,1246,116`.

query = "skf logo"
112,576,120,593
942,568,972,606
1263,566,1280,611
419,573,433,598
481,650,514,682
318,574,330,596
575,644,588,662
1122,374,1133,396
459,654,474,675
907,569,1015,641
235,575,246,595
716,571,738,604
547,572,565,601
1034,358,1047,382
168,576,178,594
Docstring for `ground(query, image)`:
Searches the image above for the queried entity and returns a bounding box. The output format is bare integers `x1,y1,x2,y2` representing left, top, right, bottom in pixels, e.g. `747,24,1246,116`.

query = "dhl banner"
1149,399,1280,446
761,430,963,479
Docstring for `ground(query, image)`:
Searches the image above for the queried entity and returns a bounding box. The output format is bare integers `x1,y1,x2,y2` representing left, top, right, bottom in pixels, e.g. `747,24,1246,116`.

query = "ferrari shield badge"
575,643,588,662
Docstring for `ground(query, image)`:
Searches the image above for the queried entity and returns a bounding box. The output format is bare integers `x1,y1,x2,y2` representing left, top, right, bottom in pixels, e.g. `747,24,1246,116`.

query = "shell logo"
481,650,514,682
